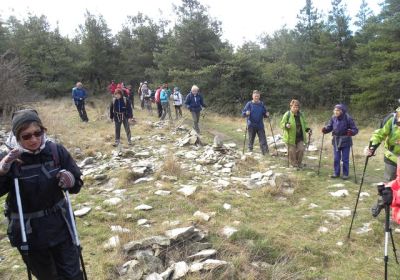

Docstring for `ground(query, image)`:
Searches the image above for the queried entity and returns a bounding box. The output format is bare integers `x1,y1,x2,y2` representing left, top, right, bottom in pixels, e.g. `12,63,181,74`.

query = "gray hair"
191,85,199,92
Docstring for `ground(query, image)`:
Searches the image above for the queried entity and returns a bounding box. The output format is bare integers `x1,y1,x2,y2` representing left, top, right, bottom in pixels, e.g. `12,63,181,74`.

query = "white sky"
0,0,382,47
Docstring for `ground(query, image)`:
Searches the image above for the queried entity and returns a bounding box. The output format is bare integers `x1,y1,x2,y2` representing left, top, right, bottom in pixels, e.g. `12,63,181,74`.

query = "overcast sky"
1,0,382,47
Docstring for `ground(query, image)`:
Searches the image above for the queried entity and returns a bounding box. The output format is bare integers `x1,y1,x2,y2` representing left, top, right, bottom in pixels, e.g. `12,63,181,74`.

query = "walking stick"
306,132,311,151
267,117,278,154
317,134,325,175
64,190,88,280
351,146,357,184
242,122,248,155
14,178,32,280
347,156,369,239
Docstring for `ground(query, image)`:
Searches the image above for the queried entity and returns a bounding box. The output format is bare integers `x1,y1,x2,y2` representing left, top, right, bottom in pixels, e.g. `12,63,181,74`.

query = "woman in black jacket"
0,109,84,280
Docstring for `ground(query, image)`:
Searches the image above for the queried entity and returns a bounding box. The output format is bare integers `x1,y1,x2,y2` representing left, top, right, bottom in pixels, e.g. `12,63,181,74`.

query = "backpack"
381,112,396,133
112,96,128,107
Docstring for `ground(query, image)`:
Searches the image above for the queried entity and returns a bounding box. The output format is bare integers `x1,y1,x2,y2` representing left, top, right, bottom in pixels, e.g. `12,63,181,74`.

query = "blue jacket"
242,101,268,129
110,97,133,119
72,87,87,101
185,92,206,112
324,108,358,148
160,89,169,103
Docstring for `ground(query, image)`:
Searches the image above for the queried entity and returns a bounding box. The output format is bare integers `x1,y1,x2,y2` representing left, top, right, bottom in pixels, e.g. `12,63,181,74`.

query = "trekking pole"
267,117,278,154
14,178,32,280
64,190,88,280
306,132,312,151
351,146,357,184
317,134,325,175
242,122,248,155
347,156,369,239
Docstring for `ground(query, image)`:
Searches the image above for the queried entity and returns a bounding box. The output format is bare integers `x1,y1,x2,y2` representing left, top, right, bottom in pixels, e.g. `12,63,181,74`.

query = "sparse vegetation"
0,97,397,279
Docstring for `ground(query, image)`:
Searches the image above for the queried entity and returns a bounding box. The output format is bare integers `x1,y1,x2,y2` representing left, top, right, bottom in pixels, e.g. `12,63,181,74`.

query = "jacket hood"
334,104,347,114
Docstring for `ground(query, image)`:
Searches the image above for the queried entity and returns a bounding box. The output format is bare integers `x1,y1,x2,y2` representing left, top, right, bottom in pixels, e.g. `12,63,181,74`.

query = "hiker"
154,85,163,118
138,82,144,110
321,104,358,179
71,82,89,122
110,88,132,146
172,87,183,119
141,82,152,115
126,84,134,109
0,109,84,280
367,107,400,181
241,90,269,155
107,80,117,95
185,85,206,134
160,84,172,121
280,99,312,169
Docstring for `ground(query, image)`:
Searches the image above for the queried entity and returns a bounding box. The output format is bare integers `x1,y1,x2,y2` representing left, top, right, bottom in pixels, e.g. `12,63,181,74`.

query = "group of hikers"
1,81,400,279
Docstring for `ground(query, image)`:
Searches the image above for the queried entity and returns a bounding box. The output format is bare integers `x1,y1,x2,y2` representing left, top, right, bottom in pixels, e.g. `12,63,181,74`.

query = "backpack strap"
49,141,60,168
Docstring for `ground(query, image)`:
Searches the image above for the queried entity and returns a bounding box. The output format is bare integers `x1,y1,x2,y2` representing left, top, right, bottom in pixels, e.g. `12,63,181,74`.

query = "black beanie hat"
11,109,42,136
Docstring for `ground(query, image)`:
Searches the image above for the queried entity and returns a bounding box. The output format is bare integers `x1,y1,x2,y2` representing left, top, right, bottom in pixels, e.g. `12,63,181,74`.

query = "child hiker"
110,88,133,146
321,104,358,179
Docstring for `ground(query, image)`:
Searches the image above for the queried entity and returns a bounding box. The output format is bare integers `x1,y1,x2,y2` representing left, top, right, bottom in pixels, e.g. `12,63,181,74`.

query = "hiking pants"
191,111,201,133
384,161,397,182
19,239,83,280
288,141,305,167
114,116,131,143
174,105,182,119
144,98,152,114
140,98,144,110
247,126,268,154
160,102,172,120
333,145,350,176
156,102,163,118
75,100,88,122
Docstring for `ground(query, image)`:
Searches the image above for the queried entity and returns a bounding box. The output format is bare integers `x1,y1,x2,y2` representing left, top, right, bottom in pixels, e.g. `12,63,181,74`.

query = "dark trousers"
174,105,182,119
191,111,201,133
248,126,268,154
20,239,83,280
384,161,397,182
74,100,88,122
140,98,144,109
333,146,350,176
114,116,131,142
156,102,163,118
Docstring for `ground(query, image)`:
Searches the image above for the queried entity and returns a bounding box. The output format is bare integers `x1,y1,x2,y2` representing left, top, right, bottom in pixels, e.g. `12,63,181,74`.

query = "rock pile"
118,226,230,279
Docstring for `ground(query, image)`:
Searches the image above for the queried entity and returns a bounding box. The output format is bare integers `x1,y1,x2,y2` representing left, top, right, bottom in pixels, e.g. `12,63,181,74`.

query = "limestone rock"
123,236,170,254
104,236,120,249
103,197,122,206
155,190,171,196
329,189,349,197
193,211,210,221
222,226,237,238
74,207,91,217
135,204,153,211
172,261,189,279
187,249,217,261
177,185,197,196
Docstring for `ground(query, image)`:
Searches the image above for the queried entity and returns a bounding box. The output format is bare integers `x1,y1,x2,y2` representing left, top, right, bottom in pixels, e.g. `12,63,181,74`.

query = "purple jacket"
324,106,358,148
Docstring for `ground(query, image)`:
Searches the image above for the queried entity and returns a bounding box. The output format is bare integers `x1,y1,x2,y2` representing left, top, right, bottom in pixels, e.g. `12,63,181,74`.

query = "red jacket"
389,158,400,223
155,88,161,103
108,82,116,94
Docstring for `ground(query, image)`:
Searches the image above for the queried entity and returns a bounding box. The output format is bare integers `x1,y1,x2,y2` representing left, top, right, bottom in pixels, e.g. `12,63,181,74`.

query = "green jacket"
280,111,309,145
370,115,400,164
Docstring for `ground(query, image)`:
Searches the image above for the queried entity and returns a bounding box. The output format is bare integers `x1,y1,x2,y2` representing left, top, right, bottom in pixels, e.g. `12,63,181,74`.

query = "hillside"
0,97,396,280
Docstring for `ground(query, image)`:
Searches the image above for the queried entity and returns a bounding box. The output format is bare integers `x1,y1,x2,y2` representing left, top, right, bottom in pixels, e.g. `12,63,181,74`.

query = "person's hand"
366,142,378,157
306,128,312,134
57,169,75,189
346,129,353,136
285,123,291,129
246,110,250,116
382,187,393,206
0,148,22,173
321,127,328,134
265,112,269,118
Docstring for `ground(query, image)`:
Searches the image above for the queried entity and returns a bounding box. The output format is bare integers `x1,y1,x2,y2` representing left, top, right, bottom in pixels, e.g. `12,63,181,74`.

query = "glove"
346,129,353,136
57,169,76,189
285,123,291,129
382,187,393,206
246,110,250,116
321,127,328,134
0,148,22,173
367,142,378,157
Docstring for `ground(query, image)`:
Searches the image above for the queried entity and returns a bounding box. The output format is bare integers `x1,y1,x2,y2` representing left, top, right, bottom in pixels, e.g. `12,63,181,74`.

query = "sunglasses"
20,130,44,141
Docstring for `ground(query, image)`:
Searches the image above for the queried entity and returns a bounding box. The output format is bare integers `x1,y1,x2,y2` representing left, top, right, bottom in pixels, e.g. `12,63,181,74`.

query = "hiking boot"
128,141,133,146
330,174,339,179
342,175,349,180
112,141,120,147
